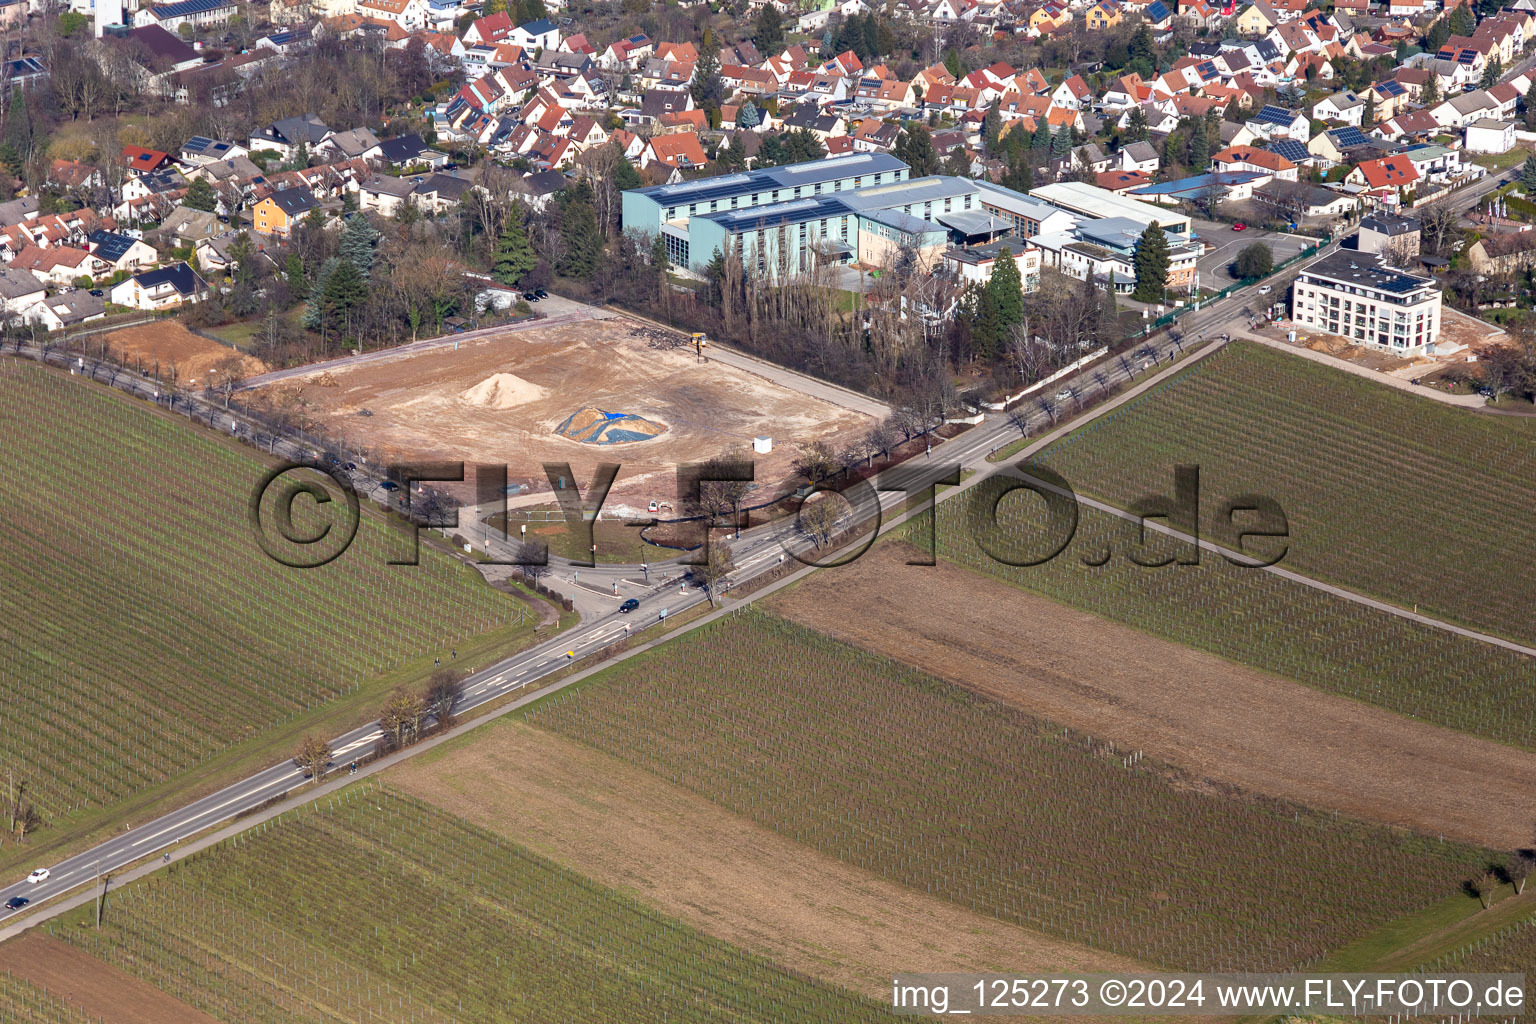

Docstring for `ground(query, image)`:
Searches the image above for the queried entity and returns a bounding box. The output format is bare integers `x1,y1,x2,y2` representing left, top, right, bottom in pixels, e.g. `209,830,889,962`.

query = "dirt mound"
460,372,546,409
555,406,666,444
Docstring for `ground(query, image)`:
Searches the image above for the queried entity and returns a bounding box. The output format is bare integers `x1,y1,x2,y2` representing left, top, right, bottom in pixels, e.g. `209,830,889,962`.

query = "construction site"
248,314,876,504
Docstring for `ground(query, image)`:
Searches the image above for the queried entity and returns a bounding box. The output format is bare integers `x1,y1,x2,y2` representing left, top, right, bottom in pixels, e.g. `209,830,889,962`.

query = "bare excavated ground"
251,316,871,501
766,543,1536,850
0,932,219,1024
389,720,1148,1008
103,322,266,383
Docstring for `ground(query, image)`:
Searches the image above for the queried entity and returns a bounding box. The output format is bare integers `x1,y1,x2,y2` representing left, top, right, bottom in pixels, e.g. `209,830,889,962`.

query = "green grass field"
522,611,1488,972
1030,342,1536,645
0,973,98,1023
921,489,1536,749
0,360,530,830
59,784,888,1024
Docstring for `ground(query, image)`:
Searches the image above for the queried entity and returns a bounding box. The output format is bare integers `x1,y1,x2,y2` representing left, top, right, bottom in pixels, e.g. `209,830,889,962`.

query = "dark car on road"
619,599,640,613
5,896,28,910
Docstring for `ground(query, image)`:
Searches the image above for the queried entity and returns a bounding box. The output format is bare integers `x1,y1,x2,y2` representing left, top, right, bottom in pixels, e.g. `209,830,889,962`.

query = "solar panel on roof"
1330,126,1370,148
1254,104,1300,125
1265,139,1310,162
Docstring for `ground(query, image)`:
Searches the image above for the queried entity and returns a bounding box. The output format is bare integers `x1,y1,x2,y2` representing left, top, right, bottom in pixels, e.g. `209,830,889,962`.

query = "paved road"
0,227,1516,927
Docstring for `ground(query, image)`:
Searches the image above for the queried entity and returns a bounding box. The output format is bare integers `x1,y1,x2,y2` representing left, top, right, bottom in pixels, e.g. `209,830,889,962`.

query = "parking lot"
1192,219,1315,290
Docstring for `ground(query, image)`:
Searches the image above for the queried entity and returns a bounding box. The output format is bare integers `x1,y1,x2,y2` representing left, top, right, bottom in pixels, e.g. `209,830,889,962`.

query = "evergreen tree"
983,101,1002,153
1132,222,1170,303
1448,4,1474,37
651,231,669,271
1128,24,1155,67
963,281,1001,360
3,92,36,163
337,214,380,281
602,159,635,196
1423,73,1441,105
556,192,603,279
1187,116,1209,169
691,50,722,108
1481,56,1503,89
753,4,783,51
737,100,761,129
1051,123,1072,158
1425,18,1451,53
1526,79,1536,129
1104,270,1120,325
1031,120,1052,164
987,248,1024,331
1362,91,1377,129
286,253,306,293
302,257,338,331
1125,105,1150,142
1520,153,1536,192
493,212,537,286
321,259,367,336
894,123,938,176
184,177,218,212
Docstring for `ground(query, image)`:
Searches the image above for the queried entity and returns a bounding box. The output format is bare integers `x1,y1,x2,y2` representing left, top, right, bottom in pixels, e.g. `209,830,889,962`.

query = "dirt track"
767,543,1536,850
0,932,218,1024
252,316,871,500
390,720,1147,1006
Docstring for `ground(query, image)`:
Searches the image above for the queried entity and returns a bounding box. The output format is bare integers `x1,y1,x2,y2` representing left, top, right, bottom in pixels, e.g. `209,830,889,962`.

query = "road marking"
129,772,298,848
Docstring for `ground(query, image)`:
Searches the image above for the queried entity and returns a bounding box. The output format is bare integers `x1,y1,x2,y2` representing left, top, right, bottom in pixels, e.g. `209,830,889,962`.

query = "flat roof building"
1291,249,1441,354
1028,182,1194,240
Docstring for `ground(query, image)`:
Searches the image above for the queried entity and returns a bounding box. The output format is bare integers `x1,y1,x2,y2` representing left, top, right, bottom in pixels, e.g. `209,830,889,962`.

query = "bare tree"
425,669,465,727
1503,854,1530,895
515,539,550,585
695,543,735,606
794,441,837,485
293,734,332,782
13,803,40,843
379,688,427,749
797,492,846,548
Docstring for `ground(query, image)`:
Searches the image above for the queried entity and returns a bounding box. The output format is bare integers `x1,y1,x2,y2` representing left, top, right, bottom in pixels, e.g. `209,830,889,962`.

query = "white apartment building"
1291,249,1442,354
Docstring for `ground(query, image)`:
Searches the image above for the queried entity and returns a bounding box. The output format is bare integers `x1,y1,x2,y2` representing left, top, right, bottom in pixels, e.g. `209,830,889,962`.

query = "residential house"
251,186,320,236
178,136,247,165
1465,118,1516,154
25,289,106,330
134,0,239,33
356,0,427,30
86,229,157,270
510,17,559,50
318,127,384,162
249,114,333,161
1345,153,1420,202
0,266,44,314
358,174,417,216
378,133,446,168
11,244,109,285
1313,88,1367,126
109,262,207,309
640,132,707,171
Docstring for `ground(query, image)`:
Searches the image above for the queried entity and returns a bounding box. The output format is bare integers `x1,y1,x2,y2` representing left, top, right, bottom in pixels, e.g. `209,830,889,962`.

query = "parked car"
619,598,640,614
379,480,400,492
523,292,538,302
1233,222,1246,231
4,896,28,909
534,288,548,299
1055,387,1074,401
25,869,48,884
1257,285,1272,294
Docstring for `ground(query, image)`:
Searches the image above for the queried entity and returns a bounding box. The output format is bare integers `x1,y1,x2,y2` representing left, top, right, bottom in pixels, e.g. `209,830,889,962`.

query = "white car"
1055,388,1074,401
25,868,48,884
1257,285,1273,295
